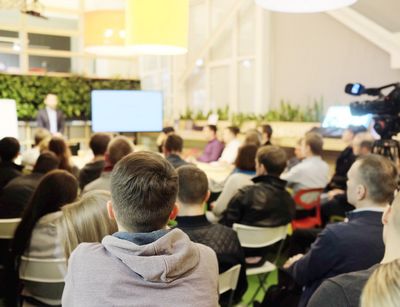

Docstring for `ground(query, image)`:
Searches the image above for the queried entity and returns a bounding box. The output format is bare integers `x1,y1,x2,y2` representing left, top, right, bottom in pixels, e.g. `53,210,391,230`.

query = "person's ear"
169,203,179,220
382,205,392,225
356,184,366,200
107,200,116,220
104,153,111,163
204,190,211,203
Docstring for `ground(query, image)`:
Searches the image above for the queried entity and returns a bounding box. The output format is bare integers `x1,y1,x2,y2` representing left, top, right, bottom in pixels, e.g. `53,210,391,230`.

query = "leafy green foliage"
0,74,140,119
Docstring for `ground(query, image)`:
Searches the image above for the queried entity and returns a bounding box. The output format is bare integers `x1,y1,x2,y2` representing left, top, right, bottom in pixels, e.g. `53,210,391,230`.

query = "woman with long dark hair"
5,170,78,306
48,136,79,177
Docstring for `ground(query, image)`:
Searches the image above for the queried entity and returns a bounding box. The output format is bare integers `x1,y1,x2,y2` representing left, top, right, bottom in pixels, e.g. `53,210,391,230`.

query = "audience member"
83,136,134,193
48,136,79,177
218,126,242,164
259,124,273,146
360,259,400,307
6,170,78,306
220,145,295,227
156,126,175,153
62,152,219,306
352,132,375,157
21,128,51,169
36,93,65,135
308,190,400,307
284,155,397,307
197,125,224,162
58,190,117,259
281,132,329,192
175,165,247,305
78,133,111,189
286,137,304,171
208,144,257,222
0,151,59,218
244,129,262,147
163,134,189,168
0,137,22,191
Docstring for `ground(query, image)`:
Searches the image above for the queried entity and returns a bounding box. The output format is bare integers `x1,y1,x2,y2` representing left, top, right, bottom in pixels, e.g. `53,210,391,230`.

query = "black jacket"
220,175,296,227
166,154,189,169
0,161,22,191
36,108,65,133
175,215,247,303
78,160,105,190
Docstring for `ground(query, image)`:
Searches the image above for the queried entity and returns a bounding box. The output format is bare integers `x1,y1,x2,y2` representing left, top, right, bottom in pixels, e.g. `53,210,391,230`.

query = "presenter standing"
36,93,65,135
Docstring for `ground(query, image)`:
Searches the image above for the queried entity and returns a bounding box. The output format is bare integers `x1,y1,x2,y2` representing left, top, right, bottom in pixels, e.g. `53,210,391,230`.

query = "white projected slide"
0,99,18,139
91,90,163,132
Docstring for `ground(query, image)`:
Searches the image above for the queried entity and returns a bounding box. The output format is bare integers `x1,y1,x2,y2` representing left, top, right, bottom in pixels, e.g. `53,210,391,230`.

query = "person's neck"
354,200,386,211
381,236,400,264
92,155,105,162
305,153,318,159
177,203,204,216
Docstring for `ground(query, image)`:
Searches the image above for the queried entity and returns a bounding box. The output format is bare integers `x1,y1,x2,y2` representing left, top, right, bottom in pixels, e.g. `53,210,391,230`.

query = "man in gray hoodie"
62,151,219,307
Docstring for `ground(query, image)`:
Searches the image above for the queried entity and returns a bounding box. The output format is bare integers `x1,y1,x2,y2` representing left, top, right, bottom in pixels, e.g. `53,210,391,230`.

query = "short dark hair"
89,133,111,156
261,124,273,139
33,128,51,146
360,140,373,151
206,125,217,134
0,137,20,161
177,165,208,205
257,145,287,176
111,151,178,232
164,134,183,153
227,126,240,136
33,151,60,174
356,155,398,204
162,126,175,134
107,136,134,166
235,144,258,171
305,132,324,156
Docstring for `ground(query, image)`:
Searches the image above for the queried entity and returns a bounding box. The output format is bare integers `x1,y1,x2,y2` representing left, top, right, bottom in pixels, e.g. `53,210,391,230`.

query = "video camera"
345,82,400,139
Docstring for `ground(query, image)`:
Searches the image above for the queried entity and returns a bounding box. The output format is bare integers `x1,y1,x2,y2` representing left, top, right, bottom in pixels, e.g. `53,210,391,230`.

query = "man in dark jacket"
284,154,397,307
163,134,189,169
36,93,65,135
0,137,22,191
175,165,247,305
220,145,295,228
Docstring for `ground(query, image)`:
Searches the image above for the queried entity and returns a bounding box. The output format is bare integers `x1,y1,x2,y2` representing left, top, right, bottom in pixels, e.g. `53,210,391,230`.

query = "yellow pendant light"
125,0,189,55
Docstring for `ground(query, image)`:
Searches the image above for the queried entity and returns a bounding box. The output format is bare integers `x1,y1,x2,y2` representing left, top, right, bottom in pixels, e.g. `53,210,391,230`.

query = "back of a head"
33,151,60,174
162,126,175,134
235,144,258,171
59,190,117,259
207,125,217,134
177,165,208,206
227,126,240,137
361,259,400,307
111,152,178,232
48,136,71,172
90,133,111,156
0,137,20,162
356,154,398,204
164,134,184,153
305,132,324,156
107,136,134,166
244,129,262,147
34,128,51,146
261,124,273,139
257,145,287,176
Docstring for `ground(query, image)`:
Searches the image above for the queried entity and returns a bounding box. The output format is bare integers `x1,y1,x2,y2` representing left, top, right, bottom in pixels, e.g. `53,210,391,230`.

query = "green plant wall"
0,74,140,120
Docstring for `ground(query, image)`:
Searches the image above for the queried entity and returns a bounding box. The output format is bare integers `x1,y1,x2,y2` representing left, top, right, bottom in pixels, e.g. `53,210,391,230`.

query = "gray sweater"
62,228,219,307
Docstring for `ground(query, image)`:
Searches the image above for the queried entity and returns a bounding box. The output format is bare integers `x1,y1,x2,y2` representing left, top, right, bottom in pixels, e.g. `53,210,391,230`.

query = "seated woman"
48,136,79,178
58,190,118,259
6,170,78,306
207,144,258,222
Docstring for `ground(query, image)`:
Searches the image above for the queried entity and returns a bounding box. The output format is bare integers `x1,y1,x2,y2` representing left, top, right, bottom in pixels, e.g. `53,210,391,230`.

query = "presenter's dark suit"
36,108,65,134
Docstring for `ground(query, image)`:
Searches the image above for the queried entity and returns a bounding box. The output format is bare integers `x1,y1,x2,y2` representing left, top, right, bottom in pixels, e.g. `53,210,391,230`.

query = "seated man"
21,128,51,169
83,136,134,193
284,154,397,307
218,126,242,165
79,133,111,189
62,152,219,306
175,165,247,304
163,134,189,169
197,125,224,163
220,145,295,228
281,132,329,193
259,124,273,146
0,137,22,191
0,151,59,218
308,189,400,307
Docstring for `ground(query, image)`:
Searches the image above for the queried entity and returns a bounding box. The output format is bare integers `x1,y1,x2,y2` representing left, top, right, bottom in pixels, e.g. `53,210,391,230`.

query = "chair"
233,223,289,304
0,218,21,239
19,256,67,306
292,188,323,230
218,264,241,307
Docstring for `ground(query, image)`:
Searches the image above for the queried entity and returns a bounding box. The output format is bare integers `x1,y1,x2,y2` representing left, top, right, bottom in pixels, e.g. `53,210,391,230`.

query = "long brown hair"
48,136,73,173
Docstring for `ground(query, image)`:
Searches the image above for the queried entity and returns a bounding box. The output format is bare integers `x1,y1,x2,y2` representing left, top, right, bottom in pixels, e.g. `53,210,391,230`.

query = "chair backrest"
219,264,241,295
233,223,289,249
0,218,21,239
293,188,323,210
19,256,67,283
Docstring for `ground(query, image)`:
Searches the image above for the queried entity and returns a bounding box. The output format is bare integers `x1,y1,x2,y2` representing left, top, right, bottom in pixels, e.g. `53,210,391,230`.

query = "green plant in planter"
265,98,324,122
180,107,194,120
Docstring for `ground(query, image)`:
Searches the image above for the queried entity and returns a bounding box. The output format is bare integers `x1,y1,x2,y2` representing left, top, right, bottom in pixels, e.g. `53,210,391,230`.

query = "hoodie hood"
102,228,199,283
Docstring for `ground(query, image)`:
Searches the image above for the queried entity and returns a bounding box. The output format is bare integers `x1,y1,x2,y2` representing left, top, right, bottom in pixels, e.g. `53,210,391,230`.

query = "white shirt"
281,156,329,192
46,107,58,134
218,139,242,164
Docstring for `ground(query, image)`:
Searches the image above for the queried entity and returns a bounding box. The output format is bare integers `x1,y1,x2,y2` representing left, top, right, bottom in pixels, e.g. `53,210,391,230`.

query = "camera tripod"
372,139,400,163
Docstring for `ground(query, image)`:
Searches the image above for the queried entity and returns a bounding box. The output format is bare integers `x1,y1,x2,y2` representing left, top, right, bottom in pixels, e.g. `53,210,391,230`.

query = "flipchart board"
0,99,18,139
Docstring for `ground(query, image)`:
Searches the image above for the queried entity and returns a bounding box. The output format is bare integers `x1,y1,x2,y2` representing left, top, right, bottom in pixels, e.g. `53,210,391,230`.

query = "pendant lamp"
255,0,357,13
125,0,189,55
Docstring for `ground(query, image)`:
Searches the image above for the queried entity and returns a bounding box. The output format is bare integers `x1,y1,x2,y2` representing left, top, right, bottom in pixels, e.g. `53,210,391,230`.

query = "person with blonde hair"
58,190,118,259
360,259,400,307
